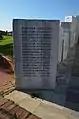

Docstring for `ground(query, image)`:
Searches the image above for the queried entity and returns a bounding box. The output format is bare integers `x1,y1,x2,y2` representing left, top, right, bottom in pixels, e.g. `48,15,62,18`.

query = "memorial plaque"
13,19,60,89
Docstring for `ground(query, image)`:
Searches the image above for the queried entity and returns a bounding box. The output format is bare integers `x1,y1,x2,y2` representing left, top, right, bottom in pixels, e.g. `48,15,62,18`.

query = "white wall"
65,16,78,47
62,30,69,60
58,22,71,61
58,25,63,62
75,16,79,43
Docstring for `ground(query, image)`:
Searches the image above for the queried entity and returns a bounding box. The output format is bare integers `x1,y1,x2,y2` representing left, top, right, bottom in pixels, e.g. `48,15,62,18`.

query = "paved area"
0,70,15,96
5,90,79,119
0,96,41,119
0,55,15,96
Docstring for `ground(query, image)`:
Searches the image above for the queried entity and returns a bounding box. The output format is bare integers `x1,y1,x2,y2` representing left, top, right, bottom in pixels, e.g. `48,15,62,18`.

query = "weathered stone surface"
13,19,60,89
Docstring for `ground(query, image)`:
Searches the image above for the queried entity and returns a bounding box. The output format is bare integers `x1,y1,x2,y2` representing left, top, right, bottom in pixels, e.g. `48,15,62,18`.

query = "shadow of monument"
17,87,79,112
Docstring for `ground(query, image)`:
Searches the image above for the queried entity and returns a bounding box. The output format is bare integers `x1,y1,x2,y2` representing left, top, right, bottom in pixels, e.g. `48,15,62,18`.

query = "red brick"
1,100,14,110
0,112,10,119
0,98,8,107
0,108,14,119
19,109,30,119
10,104,20,115
26,114,41,119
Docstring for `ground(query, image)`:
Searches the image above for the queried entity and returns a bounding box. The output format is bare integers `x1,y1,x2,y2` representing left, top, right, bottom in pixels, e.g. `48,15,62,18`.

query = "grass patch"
0,35,13,58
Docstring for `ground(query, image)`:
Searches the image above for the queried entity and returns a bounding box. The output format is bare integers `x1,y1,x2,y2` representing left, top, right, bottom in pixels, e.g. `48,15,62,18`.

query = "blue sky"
0,0,79,31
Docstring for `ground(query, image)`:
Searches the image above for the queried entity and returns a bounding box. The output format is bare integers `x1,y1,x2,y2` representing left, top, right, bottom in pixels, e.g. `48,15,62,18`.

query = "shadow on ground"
65,44,79,111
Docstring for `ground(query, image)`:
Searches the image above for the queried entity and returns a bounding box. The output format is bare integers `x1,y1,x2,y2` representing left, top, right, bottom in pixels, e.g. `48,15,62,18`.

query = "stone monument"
13,19,60,90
